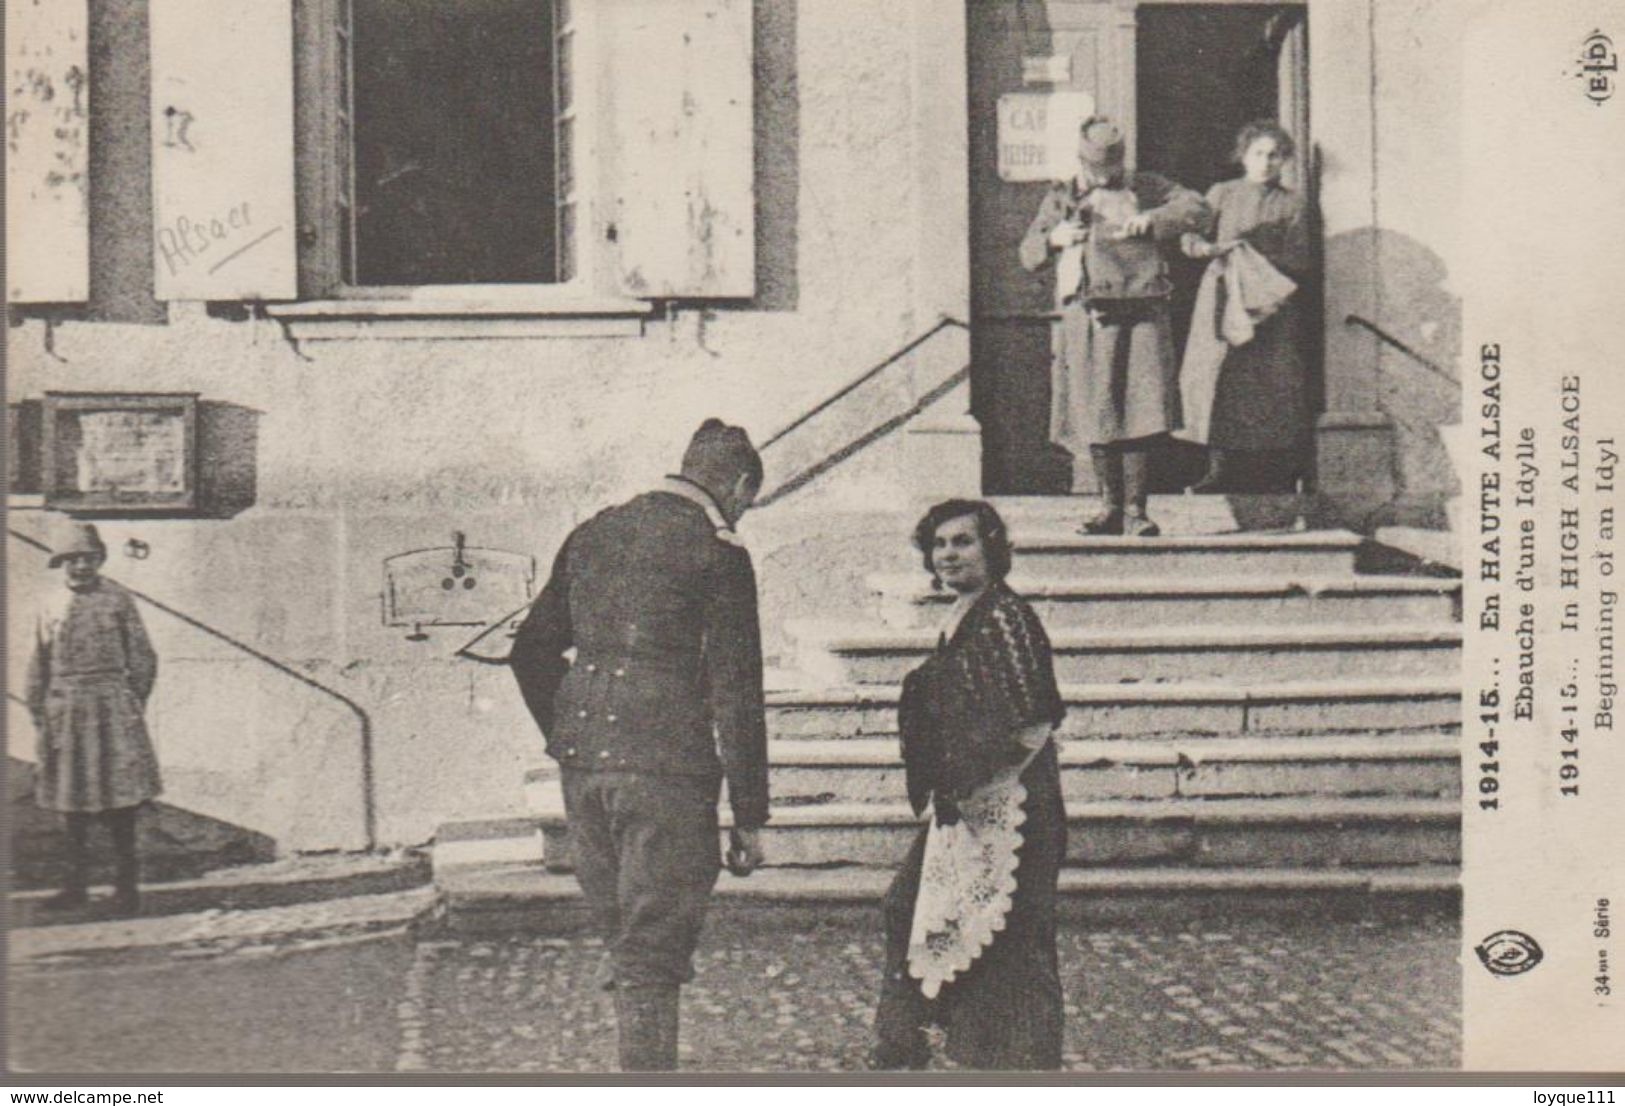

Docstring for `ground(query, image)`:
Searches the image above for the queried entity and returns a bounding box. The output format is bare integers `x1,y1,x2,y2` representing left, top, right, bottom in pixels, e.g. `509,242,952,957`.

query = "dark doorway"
968,0,1136,496
1137,4,1313,490
969,2,1310,496
1137,4,1302,362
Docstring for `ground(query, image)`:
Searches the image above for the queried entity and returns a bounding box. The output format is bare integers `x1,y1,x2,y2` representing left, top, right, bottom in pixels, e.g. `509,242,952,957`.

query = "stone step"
788,621,1462,685
984,494,1314,537
7,852,431,927
767,678,1462,738
865,573,1461,630
522,733,1460,810
519,733,1459,811
755,733,1460,805
1004,530,1364,580
437,860,1458,933
527,796,1459,872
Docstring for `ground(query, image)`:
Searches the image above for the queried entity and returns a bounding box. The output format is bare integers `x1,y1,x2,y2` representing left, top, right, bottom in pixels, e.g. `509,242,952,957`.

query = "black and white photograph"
4,0,1622,1083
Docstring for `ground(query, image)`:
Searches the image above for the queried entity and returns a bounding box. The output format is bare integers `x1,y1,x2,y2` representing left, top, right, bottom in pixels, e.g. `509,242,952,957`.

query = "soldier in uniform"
1019,117,1209,537
509,419,770,1071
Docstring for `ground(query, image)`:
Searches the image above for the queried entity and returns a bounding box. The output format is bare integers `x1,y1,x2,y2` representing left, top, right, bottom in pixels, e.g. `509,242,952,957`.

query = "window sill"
265,294,654,341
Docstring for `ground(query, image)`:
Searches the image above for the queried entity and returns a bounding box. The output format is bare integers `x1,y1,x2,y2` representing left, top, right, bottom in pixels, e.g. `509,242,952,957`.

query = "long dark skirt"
874,744,1068,1070
1177,265,1309,451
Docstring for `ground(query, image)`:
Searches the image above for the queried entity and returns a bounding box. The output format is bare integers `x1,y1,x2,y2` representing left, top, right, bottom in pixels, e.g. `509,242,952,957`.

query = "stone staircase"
434,497,1462,932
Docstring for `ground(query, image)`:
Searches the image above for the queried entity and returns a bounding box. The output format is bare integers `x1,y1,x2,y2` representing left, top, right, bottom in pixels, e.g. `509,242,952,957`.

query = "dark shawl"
898,583,1066,817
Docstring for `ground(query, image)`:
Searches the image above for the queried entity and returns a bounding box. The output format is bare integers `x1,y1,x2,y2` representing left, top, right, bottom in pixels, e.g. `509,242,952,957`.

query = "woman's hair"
1232,119,1296,164
912,499,1013,587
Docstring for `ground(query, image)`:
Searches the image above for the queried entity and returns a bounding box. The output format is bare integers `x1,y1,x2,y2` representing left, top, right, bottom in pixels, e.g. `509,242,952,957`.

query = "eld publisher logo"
1475,929,1545,977
1578,29,1617,105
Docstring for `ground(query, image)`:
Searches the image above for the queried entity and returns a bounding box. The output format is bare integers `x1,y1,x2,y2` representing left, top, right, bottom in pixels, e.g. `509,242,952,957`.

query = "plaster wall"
1310,0,1465,515
1370,0,1466,504
6,0,1466,850
6,0,973,848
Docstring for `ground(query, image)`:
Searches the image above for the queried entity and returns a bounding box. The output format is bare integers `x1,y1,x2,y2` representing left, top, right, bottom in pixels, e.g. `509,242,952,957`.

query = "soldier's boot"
108,807,141,917
1122,447,1161,538
1080,446,1125,535
615,984,680,1071
42,813,90,912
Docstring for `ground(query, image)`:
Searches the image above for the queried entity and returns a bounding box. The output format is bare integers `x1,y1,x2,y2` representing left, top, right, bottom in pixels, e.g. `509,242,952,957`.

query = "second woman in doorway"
1177,120,1312,493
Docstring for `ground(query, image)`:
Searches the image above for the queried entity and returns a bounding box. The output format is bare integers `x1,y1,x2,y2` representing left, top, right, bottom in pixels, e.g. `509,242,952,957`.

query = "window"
346,0,565,286
148,0,756,320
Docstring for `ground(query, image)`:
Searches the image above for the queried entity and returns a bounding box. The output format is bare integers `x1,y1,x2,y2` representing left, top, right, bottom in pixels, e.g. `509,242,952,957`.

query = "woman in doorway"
1178,120,1312,493
1020,116,1209,537
872,500,1068,1070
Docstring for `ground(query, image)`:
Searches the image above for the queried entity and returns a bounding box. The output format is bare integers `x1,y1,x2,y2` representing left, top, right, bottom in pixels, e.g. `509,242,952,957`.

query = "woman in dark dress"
1177,120,1312,493
872,500,1068,1070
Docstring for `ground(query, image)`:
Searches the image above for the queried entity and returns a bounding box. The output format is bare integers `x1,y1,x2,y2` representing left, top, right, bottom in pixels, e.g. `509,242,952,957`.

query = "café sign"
996,91,1095,182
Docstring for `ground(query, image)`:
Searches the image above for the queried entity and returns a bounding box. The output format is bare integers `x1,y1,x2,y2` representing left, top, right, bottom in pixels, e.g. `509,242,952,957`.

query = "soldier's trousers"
560,768,722,988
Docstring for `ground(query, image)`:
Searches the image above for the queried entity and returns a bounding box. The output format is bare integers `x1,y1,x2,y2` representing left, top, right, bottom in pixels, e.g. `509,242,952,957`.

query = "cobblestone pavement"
401,912,1461,1074
11,907,1459,1074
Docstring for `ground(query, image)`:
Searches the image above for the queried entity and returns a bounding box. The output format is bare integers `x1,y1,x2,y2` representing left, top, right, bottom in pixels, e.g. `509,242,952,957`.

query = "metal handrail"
8,527,377,850
756,367,970,508
758,315,969,450
1345,313,1459,386
458,318,975,649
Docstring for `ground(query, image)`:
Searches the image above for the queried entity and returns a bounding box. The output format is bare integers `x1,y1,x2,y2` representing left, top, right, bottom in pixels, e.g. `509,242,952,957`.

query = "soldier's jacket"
1019,171,1209,308
509,476,770,829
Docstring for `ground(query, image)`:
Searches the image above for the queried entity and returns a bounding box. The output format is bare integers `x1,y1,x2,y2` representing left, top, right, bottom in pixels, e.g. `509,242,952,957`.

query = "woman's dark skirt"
873,743,1068,1070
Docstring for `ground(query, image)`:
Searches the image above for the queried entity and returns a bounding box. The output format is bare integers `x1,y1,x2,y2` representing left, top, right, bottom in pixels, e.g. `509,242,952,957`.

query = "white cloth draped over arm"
907,718,1057,998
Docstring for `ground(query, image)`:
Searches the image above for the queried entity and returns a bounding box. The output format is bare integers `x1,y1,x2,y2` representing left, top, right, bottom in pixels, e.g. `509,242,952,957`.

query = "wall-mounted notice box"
42,392,200,515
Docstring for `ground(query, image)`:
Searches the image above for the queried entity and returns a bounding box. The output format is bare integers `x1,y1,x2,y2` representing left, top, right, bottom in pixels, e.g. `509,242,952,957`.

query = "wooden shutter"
5,0,90,303
150,0,297,300
605,0,754,299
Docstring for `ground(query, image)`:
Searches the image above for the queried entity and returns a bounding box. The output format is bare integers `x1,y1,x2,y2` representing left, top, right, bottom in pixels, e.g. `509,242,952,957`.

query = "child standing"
26,522,162,916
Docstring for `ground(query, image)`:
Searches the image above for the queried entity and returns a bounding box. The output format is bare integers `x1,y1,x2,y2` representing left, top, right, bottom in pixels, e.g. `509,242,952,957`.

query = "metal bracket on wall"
381,530,535,643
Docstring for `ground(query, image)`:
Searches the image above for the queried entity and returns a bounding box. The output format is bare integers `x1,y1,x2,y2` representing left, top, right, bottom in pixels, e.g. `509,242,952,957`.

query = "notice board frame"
41,391,201,515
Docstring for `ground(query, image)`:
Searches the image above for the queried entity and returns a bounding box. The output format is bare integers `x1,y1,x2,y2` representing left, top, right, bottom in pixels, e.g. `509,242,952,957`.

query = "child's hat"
48,521,107,567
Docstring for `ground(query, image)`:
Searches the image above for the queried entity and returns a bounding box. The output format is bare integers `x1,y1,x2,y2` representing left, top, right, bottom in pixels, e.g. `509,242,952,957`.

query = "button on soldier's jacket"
509,477,770,829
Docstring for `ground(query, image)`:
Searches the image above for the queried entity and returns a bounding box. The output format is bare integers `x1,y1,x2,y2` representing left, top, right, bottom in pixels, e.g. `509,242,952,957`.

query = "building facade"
7,0,1464,852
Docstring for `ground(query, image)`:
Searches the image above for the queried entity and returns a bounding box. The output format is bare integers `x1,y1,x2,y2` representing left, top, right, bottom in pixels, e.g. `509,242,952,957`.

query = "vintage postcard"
3,0,1621,1080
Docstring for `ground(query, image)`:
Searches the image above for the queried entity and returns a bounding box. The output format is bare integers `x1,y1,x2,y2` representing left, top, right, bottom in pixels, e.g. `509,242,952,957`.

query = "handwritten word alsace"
156,201,253,276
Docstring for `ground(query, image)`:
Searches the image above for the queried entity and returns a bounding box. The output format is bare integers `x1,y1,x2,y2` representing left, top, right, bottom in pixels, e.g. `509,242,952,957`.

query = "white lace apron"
906,762,1030,999
905,593,1051,998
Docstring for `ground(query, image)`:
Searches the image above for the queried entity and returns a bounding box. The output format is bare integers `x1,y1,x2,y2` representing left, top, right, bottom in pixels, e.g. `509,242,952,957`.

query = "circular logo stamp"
1475,930,1544,976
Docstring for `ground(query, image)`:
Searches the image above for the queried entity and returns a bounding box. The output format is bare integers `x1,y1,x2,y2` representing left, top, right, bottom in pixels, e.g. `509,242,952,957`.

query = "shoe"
1123,510,1161,538
1187,448,1230,494
40,886,89,912
1084,447,1125,535
109,886,142,918
1078,508,1123,536
615,985,680,1071
867,1045,930,1071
